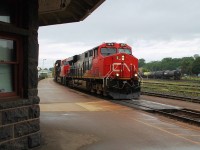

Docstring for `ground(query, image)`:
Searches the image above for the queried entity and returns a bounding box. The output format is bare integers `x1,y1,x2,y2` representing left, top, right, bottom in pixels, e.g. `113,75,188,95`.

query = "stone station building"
0,0,104,149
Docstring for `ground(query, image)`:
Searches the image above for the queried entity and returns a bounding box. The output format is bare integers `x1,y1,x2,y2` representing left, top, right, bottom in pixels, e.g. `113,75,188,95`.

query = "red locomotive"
54,42,141,99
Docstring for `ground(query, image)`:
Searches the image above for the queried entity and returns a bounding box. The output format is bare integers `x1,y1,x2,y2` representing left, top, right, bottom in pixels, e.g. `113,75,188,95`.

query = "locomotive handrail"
103,64,112,79
103,64,119,87
138,72,143,81
105,65,114,87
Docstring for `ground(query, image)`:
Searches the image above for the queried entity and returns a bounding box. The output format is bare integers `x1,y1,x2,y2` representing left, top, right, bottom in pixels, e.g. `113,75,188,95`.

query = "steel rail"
109,99,200,126
141,91,200,103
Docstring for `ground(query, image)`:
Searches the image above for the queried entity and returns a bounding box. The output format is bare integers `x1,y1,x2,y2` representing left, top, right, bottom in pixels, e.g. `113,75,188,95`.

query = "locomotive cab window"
118,48,132,55
93,48,98,58
101,48,116,56
0,36,21,98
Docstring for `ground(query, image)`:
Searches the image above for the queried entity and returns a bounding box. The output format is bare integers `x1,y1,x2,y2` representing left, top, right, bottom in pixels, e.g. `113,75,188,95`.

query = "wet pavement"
36,78,200,150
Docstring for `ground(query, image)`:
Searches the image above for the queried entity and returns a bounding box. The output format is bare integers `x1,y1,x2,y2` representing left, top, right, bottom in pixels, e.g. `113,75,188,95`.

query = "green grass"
141,79,200,99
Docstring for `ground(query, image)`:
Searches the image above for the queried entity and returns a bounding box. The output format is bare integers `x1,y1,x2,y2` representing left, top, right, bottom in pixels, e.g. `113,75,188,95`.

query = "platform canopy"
39,0,105,26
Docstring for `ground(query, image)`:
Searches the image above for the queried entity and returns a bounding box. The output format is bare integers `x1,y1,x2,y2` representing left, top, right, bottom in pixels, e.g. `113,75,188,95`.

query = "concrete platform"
37,78,200,150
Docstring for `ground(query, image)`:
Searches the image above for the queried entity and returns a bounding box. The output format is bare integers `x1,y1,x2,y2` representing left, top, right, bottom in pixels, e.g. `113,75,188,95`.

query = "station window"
0,36,21,98
0,1,12,23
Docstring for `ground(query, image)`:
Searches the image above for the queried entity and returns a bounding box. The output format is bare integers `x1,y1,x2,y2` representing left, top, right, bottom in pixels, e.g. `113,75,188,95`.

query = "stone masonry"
0,0,40,149
0,99,40,149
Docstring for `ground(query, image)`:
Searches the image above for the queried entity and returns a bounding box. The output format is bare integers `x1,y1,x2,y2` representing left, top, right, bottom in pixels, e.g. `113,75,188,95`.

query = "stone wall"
0,99,40,149
0,0,40,149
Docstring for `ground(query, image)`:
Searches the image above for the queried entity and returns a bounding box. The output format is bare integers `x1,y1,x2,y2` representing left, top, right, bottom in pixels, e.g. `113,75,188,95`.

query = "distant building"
38,69,52,78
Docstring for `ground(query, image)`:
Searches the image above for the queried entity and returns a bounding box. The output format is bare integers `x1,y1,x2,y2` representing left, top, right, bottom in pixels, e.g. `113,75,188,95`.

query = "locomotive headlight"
120,43,126,47
116,73,120,77
134,73,138,77
122,55,125,60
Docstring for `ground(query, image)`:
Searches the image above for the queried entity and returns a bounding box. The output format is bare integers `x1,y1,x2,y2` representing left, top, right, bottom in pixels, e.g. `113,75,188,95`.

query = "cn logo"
112,63,131,72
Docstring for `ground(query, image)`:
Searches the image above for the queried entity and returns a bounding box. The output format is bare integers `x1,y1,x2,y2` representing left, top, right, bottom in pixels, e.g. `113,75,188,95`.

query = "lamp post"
42,59,46,70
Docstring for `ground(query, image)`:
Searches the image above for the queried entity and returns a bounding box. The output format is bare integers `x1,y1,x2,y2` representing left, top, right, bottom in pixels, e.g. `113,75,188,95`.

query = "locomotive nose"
122,55,125,60
115,54,125,61
109,53,138,79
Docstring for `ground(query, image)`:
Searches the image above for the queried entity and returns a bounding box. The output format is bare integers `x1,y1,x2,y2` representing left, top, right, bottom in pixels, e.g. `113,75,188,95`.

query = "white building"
38,69,52,78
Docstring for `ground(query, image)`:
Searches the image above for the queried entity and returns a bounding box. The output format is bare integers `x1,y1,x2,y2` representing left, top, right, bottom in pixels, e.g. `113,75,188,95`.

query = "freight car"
54,42,141,99
163,70,181,80
142,70,181,80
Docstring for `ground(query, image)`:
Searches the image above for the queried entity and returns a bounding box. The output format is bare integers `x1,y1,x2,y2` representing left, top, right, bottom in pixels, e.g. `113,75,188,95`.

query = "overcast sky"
38,0,200,68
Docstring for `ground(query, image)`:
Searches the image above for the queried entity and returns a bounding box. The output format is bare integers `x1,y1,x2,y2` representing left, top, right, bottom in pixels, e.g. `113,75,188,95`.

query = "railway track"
109,99,200,126
141,80,200,103
141,91,200,103
157,108,200,126
63,83,200,126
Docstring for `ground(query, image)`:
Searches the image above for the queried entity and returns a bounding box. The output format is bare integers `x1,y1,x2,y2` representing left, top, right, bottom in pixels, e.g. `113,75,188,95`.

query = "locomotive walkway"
37,78,200,150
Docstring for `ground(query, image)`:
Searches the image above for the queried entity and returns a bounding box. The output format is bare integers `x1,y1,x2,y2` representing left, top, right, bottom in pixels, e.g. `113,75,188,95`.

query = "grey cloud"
39,0,200,42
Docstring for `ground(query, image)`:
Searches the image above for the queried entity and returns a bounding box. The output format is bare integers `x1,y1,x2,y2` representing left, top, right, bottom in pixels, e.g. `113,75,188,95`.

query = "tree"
139,58,146,68
180,57,194,75
194,54,200,59
145,61,161,71
139,56,197,74
192,57,200,75
161,57,173,70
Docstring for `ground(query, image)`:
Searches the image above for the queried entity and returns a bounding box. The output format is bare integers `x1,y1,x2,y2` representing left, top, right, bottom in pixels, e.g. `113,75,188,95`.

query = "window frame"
100,47,117,56
0,34,22,99
0,0,17,25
